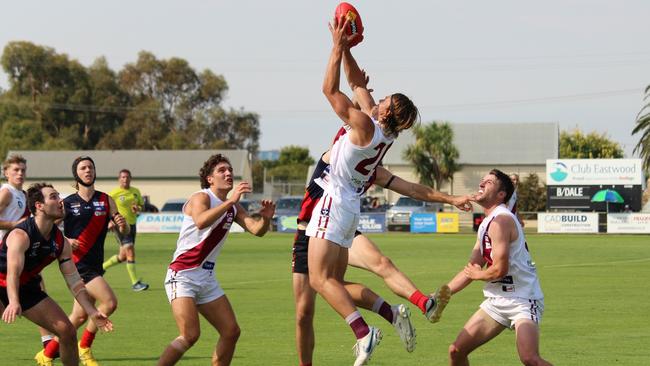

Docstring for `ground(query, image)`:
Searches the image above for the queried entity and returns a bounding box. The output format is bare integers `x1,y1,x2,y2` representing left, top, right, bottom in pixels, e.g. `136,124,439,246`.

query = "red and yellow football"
334,2,364,47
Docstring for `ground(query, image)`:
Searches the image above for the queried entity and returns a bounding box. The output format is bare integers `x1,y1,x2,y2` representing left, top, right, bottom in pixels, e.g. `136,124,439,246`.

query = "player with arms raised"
306,14,419,366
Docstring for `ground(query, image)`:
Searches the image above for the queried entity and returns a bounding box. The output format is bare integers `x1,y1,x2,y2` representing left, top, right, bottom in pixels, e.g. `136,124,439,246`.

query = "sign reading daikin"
546,159,643,186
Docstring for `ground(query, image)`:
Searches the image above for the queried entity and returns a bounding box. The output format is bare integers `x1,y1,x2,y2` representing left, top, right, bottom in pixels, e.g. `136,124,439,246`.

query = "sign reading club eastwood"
538,213,599,233
546,159,644,212
546,159,643,185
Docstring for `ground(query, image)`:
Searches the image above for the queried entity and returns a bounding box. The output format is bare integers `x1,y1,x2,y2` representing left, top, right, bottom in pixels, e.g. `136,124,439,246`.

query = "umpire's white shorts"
164,267,224,305
480,297,544,329
305,193,359,248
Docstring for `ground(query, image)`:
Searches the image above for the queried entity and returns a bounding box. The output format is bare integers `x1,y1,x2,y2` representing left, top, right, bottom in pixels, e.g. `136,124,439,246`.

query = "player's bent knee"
170,336,193,353
55,320,77,340
448,343,464,359
376,255,395,274
104,297,118,314
222,324,241,342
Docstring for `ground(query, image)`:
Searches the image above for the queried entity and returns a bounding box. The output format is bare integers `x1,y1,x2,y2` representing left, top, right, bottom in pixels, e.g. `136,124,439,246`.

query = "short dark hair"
27,182,54,215
2,154,26,172
199,154,231,189
119,169,132,177
489,169,514,204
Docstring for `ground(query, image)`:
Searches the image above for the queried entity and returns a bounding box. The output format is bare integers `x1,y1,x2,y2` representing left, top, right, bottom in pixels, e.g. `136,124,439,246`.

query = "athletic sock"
41,335,54,348
102,254,122,270
79,329,97,349
371,297,394,324
345,311,370,339
408,290,429,313
126,260,139,284
44,340,59,358
299,363,312,366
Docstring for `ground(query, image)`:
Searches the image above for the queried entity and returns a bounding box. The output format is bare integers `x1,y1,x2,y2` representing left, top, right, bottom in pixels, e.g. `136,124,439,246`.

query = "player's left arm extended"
1,230,29,323
375,167,473,211
108,196,129,235
343,49,375,115
234,200,276,237
447,239,485,295
465,215,513,282
58,239,113,332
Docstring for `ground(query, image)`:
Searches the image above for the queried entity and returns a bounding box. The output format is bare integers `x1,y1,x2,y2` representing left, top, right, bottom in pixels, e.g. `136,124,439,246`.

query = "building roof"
7,150,251,179
382,122,559,165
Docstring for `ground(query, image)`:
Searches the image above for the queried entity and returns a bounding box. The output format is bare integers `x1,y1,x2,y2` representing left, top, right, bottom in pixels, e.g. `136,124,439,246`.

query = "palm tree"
403,121,460,191
632,84,650,171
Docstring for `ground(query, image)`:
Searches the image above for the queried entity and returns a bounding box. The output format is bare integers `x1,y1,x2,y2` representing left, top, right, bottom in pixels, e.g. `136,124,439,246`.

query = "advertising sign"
436,213,460,233
357,213,386,233
410,213,437,233
546,159,643,186
137,213,184,233
607,213,650,233
137,213,244,233
546,185,642,212
537,213,599,233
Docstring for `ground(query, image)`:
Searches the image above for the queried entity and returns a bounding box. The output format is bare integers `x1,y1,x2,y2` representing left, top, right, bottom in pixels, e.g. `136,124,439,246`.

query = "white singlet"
168,189,237,273
326,120,393,214
0,184,28,238
477,204,543,300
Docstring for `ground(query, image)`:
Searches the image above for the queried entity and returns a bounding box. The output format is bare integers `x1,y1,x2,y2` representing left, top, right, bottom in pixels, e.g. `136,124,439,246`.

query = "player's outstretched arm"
323,16,373,139
234,200,276,237
447,239,485,295
1,230,29,323
375,167,473,211
58,240,113,332
343,49,375,115
189,182,251,230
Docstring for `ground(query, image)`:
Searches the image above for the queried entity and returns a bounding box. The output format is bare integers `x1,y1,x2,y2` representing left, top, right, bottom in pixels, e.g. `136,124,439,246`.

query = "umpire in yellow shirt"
103,169,149,291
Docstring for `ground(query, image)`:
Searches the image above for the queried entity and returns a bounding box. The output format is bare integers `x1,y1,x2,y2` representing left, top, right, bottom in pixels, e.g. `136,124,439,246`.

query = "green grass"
2,232,649,365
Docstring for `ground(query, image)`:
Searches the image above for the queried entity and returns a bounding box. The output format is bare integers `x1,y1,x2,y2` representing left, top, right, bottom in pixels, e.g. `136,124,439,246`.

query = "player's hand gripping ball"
334,2,364,47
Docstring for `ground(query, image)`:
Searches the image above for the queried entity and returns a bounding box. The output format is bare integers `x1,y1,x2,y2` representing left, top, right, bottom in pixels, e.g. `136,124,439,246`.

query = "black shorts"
292,230,309,274
291,229,363,274
0,280,48,312
116,224,137,246
77,267,104,284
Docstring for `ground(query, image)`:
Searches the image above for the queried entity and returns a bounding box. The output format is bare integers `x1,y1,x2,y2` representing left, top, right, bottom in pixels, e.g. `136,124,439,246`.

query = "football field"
2,232,649,365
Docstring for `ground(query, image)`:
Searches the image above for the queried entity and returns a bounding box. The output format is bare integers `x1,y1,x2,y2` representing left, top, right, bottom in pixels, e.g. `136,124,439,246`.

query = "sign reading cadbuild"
546,159,643,186
358,213,386,233
137,213,244,233
410,213,437,233
537,213,599,233
607,213,650,233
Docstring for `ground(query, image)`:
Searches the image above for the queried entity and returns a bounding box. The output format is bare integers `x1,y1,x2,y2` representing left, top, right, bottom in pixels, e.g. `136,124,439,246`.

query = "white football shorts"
480,296,544,329
305,193,359,248
164,267,224,305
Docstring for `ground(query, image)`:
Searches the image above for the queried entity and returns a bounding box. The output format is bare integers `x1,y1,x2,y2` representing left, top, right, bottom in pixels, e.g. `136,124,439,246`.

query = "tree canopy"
403,121,460,191
0,42,260,157
559,129,624,159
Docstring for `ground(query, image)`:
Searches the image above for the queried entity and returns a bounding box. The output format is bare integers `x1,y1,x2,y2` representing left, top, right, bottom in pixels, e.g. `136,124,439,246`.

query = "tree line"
0,41,260,157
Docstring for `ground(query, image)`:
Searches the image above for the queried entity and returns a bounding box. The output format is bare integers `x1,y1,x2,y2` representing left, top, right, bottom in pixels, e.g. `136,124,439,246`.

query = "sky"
1,0,649,159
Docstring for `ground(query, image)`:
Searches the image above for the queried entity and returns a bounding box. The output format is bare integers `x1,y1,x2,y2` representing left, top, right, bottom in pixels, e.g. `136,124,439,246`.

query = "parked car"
161,198,186,212
272,196,303,231
385,196,441,231
239,199,262,213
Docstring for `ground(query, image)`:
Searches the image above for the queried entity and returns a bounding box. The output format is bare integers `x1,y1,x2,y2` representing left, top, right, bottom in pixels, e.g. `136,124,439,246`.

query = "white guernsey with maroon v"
164,188,237,304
